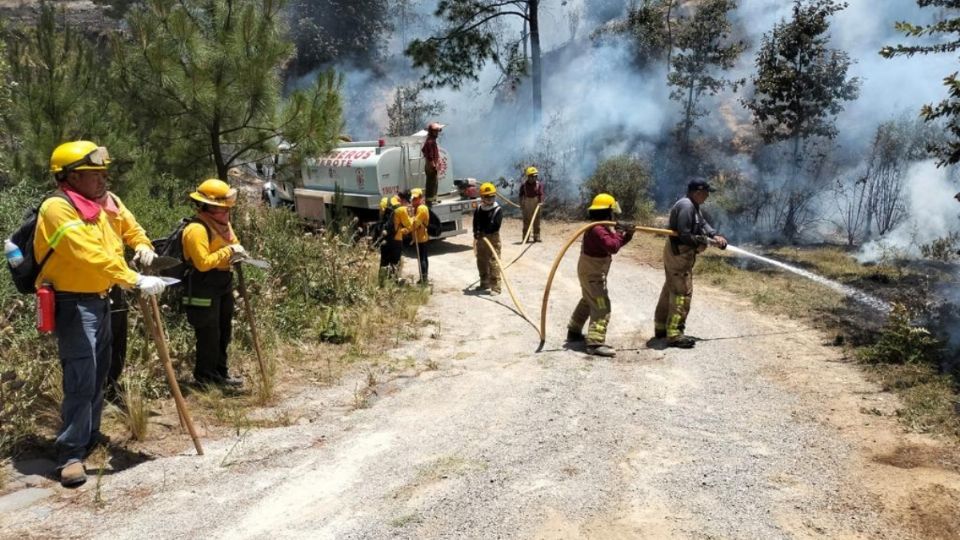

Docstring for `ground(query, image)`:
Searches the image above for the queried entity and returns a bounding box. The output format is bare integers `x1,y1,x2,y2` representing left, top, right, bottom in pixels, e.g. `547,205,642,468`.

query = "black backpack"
152,217,210,282
6,192,72,294
373,206,396,241
427,207,442,237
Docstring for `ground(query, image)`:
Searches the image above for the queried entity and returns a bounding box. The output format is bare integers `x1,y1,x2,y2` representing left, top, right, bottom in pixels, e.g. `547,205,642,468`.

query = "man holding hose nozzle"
655,179,728,349
566,193,633,357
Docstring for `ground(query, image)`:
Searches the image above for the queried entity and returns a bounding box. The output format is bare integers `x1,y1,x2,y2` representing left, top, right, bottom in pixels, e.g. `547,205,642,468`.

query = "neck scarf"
61,185,119,222
197,211,236,243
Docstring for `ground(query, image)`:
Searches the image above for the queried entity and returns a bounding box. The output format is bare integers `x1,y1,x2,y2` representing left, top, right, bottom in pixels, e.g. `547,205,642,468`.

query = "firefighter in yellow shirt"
181,179,246,387
397,188,431,284
34,141,167,487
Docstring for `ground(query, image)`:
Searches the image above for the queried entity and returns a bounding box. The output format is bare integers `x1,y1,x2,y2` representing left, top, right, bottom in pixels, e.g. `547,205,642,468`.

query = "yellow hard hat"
525,166,538,177
410,188,424,199
190,179,238,208
588,193,621,214
479,182,497,196
50,141,111,174
389,196,401,207
379,197,389,211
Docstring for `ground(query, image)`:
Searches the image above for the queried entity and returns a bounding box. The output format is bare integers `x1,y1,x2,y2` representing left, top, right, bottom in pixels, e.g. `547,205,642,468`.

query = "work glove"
134,247,158,268
615,221,635,232
622,229,635,243
229,244,247,263
136,274,167,297
710,235,729,250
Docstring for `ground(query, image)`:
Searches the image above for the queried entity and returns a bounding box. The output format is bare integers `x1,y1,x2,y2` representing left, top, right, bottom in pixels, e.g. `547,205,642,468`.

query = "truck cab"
267,132,476,239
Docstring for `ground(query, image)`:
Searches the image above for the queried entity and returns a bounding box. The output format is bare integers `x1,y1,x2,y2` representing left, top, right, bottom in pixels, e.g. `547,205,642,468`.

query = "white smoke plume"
858,160,960,261
317,0,957,231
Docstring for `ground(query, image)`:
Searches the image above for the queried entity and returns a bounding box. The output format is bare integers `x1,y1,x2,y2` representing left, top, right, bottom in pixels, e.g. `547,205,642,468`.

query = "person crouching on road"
473,182,503,295
399,188,431,285
654,179,728,349
566,193,633,357
519,166,544,243
378,195,402,285
182,179,246,387
36,141,167,487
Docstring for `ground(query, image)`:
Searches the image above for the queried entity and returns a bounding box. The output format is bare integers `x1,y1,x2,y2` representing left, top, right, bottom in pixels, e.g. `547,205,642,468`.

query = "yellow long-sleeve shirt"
105,193,153,257
395,205,430,243
182,217,238,272
34,196,139,293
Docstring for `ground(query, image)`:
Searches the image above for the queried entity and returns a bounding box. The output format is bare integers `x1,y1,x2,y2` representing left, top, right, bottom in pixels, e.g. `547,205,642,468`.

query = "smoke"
307,0,958,231
858,160,960,261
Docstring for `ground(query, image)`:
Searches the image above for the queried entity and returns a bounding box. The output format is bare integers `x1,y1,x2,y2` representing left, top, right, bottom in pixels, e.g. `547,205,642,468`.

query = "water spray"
723,245,891,313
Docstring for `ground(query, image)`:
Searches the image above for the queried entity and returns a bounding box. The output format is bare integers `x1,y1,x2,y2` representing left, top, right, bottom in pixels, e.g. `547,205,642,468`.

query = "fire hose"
536,223,677,352
496,192,521,208
466,203,541,290
480,236,538,333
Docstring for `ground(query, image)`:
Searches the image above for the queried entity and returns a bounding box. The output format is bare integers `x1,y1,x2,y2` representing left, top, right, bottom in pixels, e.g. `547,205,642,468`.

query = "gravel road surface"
1,218,958,539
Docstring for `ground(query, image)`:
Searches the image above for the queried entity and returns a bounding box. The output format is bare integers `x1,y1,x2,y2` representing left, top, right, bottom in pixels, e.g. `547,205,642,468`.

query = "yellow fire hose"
480,236,538,333
520,203,542,245
466,203,541,290
496,192,521,208
536,223,677,351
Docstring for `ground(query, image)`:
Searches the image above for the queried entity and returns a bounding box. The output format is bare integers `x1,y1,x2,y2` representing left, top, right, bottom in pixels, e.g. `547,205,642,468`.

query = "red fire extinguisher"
36,284,55,334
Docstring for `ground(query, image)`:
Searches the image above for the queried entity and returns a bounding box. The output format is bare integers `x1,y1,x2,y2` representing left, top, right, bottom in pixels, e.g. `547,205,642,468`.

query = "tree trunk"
529,0,542,124
211,119,228,181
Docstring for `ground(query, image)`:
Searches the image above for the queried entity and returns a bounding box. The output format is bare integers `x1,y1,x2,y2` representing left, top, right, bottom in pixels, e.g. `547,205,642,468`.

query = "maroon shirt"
421,137,439,162
519,179,544,202
582,225,626,258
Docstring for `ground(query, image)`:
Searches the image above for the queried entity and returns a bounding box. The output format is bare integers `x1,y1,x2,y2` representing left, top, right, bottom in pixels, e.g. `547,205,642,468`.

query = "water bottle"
5,239,24,268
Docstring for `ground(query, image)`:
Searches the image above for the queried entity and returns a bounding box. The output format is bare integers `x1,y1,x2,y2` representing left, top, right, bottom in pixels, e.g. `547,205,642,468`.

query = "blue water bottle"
4,239,24,268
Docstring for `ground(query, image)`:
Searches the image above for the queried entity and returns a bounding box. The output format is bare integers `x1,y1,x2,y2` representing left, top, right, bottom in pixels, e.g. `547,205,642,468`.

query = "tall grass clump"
233,203,381,345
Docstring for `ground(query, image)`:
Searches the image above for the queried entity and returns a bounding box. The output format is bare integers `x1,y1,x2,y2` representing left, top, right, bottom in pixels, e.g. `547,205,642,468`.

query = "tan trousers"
568,254,612,346
520,196,541,241
476,232,501,292
654,241,697,339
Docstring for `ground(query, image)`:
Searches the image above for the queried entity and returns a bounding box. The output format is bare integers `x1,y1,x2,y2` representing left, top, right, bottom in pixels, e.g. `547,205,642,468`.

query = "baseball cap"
687,179,716,193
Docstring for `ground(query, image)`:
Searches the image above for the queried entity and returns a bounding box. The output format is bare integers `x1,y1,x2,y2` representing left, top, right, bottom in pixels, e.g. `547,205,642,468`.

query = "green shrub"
858,304,943,365
582,155,655,223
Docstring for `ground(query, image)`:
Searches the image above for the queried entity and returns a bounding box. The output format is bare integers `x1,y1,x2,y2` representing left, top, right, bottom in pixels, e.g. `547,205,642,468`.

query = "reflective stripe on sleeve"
48,219,85,249
182,297,213,307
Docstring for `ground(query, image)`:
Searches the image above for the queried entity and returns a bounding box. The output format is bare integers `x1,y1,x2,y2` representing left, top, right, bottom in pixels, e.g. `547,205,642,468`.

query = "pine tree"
386,84,445,137
881,0,960,165
743,0,859,240
406,0,544,122
112,0,342,181
2,5,107,182
285,0,391,77
668,0,743,152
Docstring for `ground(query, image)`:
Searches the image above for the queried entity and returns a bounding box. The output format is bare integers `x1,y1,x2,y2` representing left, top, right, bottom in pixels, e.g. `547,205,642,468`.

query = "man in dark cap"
654,179,727,348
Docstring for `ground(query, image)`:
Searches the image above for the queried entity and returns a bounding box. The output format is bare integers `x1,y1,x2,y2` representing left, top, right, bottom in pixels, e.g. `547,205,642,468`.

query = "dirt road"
2,218,959,539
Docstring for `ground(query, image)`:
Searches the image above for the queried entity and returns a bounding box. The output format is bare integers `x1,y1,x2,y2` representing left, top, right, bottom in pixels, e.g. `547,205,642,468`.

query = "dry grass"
114,375,150,441
624,233,959,439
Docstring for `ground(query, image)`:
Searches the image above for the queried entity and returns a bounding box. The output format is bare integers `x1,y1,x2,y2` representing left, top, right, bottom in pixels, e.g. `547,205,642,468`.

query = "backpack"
152,217,210,282
373,206,396,241
6,192,72,294
427,207,442,237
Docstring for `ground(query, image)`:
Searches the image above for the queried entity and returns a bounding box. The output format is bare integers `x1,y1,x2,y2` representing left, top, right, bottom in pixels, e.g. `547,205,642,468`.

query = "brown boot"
667,336,696,349
60,461,87,487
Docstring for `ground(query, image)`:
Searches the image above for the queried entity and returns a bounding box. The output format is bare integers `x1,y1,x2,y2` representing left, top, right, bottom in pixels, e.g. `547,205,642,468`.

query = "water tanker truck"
263,130,478,239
